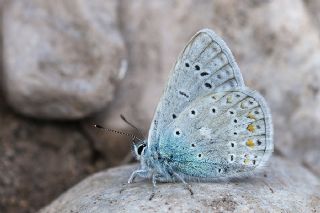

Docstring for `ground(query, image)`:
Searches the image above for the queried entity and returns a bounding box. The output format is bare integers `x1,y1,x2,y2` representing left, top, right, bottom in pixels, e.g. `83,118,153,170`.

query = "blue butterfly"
128,29,272,200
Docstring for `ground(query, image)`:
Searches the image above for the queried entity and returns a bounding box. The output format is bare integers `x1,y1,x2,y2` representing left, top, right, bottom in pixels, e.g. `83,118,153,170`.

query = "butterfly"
116,29,273,200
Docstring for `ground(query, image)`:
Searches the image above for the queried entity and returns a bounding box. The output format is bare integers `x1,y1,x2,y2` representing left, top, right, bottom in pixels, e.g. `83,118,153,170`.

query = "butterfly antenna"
120,114,144,139
92,124,143,142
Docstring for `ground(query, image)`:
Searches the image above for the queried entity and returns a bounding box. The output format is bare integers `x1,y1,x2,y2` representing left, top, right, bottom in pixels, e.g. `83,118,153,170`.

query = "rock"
2,0,126,119
304,0,320,29
97,0,320,176
0,105,100,212
40,156,320,212
0,98,130,212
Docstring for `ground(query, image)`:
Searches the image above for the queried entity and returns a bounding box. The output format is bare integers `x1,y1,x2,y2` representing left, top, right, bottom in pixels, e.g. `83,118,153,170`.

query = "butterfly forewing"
148,29,245,148
158,89,273,179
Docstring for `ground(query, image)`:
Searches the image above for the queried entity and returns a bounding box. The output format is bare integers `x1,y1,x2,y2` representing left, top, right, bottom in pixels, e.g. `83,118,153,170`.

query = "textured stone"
0,97,129,213
98,0,320,176
0,106,101,213
40,157,320,213
2,0,126,119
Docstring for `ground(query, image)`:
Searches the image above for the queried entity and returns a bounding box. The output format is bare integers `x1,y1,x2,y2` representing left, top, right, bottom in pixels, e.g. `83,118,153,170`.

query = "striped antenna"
92,124,143,142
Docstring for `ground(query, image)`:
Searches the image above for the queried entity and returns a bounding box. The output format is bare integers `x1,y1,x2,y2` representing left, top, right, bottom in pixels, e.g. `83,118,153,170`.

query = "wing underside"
159,89,273,179
148,29,245,147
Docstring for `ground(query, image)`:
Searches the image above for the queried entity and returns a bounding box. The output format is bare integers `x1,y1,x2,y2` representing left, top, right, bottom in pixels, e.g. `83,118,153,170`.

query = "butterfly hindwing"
148,29,245,147
158,88,273,179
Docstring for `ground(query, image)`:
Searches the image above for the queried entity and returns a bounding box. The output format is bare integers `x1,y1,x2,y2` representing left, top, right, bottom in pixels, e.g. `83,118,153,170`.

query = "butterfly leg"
173,171,194,196
128,169,148,184
149,174,159,201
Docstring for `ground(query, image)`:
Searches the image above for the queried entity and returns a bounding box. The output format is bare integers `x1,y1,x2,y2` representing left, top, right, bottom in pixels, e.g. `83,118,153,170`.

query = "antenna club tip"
92,124,103,129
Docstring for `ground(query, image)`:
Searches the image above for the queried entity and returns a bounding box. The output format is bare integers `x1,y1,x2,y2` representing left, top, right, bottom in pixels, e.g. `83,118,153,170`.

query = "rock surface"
2,0,126,119
0,103,106,212
0,91,130,212
40,157,320,213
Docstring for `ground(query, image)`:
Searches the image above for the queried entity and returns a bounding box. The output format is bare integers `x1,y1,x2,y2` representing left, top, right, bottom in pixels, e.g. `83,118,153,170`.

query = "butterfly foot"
188,187,194,196
148,191,155,201
148,174,158,201
128,169,147,184
119,183,128,194
185,184,194,196
127,176,135,184
172,171,194,196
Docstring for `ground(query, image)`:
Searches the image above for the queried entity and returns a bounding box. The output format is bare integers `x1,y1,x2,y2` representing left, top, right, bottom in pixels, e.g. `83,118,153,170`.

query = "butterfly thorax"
139,145,175,182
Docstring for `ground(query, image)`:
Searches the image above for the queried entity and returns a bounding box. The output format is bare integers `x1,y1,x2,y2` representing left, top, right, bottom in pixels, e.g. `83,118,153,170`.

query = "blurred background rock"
0,0,319,212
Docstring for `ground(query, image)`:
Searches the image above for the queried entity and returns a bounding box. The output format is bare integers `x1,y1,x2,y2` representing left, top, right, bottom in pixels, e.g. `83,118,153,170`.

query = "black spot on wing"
204,83,212,88
179,91,189,98
200,72,209,76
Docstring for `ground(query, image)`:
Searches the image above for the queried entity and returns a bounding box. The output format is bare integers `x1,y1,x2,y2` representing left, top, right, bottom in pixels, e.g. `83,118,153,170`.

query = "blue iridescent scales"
129,29,273,197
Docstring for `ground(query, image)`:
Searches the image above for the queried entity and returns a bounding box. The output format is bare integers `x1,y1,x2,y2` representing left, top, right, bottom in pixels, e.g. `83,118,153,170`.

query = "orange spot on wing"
247,112,256,120
246,139,255,148
247,124,255,132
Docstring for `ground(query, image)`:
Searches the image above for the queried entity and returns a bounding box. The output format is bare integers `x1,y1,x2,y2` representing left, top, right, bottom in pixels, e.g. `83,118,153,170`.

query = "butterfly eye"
195,65,200,70
172,114,177,119
185,62,190,67
137,144,146,155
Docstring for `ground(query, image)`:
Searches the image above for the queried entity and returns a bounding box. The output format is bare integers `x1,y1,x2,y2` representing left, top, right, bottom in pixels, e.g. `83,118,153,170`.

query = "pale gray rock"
98,0,320,176
304,0,320,29
2,0,126,119
40,156,320,213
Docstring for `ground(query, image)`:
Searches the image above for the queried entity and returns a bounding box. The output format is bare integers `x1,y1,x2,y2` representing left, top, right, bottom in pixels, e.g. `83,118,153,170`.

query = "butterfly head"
133,141,147,160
